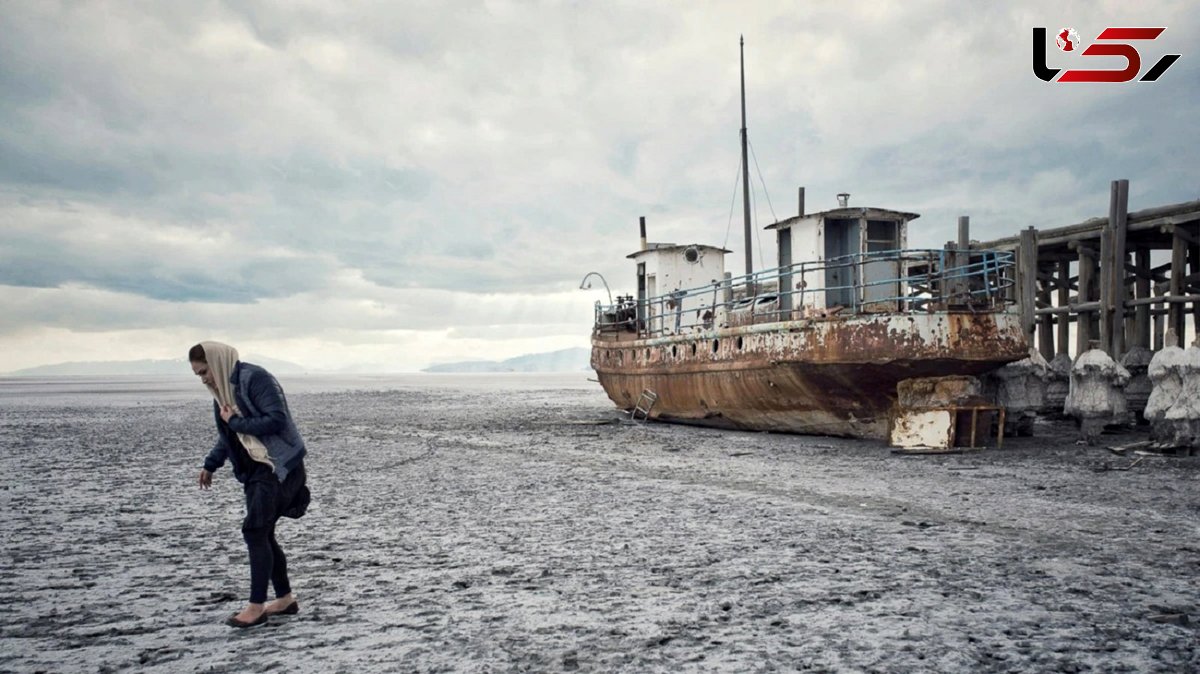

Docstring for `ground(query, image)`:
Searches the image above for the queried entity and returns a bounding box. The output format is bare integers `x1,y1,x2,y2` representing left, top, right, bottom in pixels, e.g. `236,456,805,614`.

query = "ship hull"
591,311,1028,439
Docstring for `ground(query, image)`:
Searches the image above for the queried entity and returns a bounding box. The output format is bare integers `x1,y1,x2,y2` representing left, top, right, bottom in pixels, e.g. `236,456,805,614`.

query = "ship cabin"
595,205,950,340
625,243,730,336
766,205,919,317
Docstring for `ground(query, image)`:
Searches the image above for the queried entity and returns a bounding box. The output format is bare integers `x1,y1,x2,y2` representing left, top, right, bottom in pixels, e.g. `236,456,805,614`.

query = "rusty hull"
591,310,1028,439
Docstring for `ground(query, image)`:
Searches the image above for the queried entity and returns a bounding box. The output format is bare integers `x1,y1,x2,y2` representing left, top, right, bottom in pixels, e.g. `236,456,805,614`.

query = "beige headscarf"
198,340,274,468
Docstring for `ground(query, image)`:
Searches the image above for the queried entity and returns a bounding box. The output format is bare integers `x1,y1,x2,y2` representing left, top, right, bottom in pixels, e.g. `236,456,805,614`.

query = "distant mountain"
4,354,308,377
422,347,591,373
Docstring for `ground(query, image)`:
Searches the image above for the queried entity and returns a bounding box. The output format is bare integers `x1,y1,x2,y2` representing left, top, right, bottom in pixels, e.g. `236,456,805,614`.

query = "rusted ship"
588,202,1029,439
587,40,1029,439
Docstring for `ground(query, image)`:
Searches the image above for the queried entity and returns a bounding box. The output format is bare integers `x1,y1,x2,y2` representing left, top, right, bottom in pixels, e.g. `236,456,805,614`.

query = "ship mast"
739,36,753,285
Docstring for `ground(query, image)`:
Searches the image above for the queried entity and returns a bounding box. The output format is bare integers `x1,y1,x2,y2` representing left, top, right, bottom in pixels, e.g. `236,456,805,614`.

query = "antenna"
740,36,753,284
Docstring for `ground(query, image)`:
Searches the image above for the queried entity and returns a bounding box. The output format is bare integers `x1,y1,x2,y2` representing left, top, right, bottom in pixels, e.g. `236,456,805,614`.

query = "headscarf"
197,340,274,468
198,340,239,409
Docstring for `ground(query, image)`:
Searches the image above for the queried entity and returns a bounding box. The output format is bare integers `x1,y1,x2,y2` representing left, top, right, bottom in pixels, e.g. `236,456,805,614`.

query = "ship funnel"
639,216,647,251
837,192,850,208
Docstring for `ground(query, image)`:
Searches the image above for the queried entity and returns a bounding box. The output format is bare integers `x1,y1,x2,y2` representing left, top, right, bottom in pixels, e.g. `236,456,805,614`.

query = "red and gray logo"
1033,27,1181,82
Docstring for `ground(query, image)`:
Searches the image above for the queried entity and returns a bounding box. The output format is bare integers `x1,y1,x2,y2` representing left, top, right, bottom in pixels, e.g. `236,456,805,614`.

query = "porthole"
736,336,744,350
712,339,720,353
691,342,698,356
672,345,678,358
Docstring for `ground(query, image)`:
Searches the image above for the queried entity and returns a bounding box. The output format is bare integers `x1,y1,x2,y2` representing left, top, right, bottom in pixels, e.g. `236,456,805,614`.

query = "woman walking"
190,341,310,628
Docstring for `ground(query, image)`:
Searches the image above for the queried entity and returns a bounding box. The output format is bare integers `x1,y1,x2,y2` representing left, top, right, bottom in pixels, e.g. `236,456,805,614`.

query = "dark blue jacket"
203,362,306,483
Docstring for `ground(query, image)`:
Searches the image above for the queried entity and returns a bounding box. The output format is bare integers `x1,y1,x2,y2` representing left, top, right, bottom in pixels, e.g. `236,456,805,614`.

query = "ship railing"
592,248,1016,339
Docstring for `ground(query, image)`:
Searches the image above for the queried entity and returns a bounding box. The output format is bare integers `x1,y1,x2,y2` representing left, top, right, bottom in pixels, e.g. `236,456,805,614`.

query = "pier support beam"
1077,247,1095,356
1037,265,1054,359
1191,240,1200,342
1109,179,1129,359
1019,227,1038,348
1056,260,1070,357
1100,226,1114,359
1169,227,1186,342
1135,248,1151,349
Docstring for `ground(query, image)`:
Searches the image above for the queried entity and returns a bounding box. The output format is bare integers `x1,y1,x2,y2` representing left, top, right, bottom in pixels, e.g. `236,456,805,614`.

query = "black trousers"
241,461,307,604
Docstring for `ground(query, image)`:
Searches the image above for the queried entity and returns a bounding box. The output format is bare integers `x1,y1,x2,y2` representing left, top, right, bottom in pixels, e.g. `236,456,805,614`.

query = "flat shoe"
225,612,268,628
266,601,299,616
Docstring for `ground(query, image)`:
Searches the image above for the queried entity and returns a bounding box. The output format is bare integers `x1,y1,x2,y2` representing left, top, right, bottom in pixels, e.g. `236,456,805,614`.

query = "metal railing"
593,249,1016,339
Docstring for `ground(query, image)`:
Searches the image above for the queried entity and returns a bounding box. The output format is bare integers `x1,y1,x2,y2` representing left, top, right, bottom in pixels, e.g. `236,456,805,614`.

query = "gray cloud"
0,0,1197,370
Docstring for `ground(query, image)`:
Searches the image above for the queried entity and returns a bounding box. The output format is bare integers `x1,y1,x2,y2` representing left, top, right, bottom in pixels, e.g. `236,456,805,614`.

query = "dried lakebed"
1,376,1197,672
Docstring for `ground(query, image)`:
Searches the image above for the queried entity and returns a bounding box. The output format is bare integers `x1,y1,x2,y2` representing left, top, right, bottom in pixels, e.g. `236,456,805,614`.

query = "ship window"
866,219,898,253
712,339,720,353
691,342,698,356
646,349,651,360
672,345,677,358
736,336,743,350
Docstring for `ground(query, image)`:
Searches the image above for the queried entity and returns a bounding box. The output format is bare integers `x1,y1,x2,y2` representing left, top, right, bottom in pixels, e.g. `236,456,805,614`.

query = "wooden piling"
1077,246,1094,355
1170,226,1186,341
1099,226,1113,357
1038,263,1054,359
1110,180,1129,358
971,187,1200,358
1019,227,1038,347
1154,284,1166,351
1191,239,1200,343
1057,260,1070,356
1135,248,1151,349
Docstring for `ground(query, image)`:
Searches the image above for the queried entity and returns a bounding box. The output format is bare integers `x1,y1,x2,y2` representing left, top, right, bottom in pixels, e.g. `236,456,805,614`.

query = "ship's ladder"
631,389,658,423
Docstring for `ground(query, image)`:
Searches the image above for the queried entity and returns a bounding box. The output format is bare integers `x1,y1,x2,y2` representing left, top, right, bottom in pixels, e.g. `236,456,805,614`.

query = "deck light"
579,272,613,306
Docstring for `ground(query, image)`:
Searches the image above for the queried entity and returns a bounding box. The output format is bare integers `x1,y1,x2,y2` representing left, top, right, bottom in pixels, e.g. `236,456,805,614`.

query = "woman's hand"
199,468,213,490
220,404,237,423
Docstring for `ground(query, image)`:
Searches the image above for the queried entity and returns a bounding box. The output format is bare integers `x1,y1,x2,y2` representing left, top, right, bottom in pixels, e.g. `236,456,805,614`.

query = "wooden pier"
976,181,1200,362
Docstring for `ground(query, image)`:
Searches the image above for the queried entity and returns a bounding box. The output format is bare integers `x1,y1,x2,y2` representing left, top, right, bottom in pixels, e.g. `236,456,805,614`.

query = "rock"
1043,353,1073,417
1064,349,1130,443
1162,341,1200,449
1145,341,1185,423
1120,346,1154,421
985,348,1050,436
1145,331,1200,449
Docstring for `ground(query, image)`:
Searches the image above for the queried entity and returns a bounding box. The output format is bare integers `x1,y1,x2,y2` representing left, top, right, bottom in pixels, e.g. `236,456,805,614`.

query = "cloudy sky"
1,1,1197,373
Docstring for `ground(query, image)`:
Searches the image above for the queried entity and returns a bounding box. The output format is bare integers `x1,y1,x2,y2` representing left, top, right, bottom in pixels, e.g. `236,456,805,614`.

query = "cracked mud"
1,374,1197,672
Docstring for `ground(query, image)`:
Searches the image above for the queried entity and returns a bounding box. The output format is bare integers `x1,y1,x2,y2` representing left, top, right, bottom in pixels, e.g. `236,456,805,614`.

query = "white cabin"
628,243,730,335
766,206,918,315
